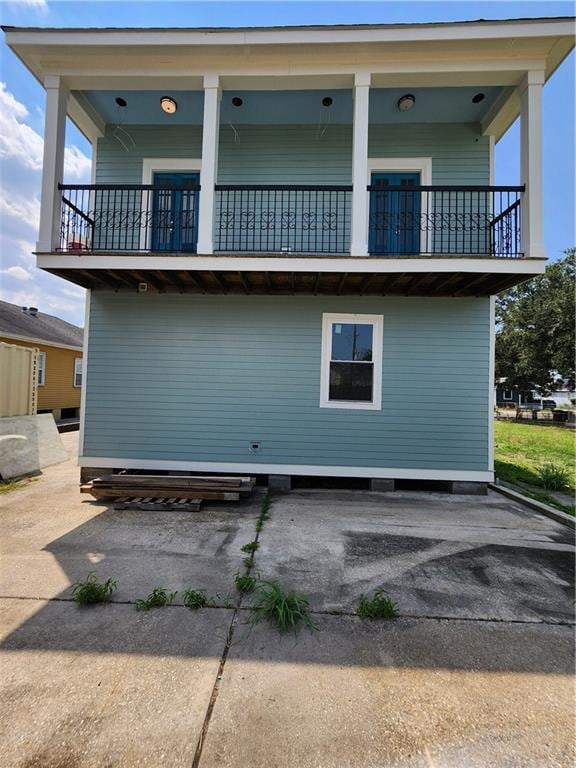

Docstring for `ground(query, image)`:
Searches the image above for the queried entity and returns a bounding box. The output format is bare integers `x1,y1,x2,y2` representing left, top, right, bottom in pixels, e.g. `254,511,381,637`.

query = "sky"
0,0,574,326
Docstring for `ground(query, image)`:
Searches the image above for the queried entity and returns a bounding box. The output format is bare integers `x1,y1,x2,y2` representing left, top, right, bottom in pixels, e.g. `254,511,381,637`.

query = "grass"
0,477,36,495
495,420,575,515
135,587,177,611
234,572,257,594
357,590,399,620
182,588,211,610
72,573,117,606
248,580,316,634
240,540,259,554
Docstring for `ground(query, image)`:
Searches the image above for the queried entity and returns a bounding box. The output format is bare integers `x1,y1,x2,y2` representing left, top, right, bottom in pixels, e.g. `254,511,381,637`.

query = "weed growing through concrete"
357,589,399,620
183,589,211,610
72,573,117,606
538,463,571,491
234,572,257,594
241,540,259,554
242,555,254,569
248,580,316,635
135,587,177,611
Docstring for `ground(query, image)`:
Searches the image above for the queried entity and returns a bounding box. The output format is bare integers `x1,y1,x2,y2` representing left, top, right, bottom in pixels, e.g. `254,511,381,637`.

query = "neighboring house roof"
0,301,83,350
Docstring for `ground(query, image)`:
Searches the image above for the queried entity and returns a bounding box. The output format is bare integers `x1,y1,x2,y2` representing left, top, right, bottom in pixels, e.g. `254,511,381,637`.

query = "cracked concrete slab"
0,598,229,768
0,433,261,604
254,489,575,622
199,614,575,768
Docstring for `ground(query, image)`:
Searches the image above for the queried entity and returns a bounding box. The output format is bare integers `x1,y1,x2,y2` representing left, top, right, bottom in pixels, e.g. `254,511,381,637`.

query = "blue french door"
369,172,421,255
151,172,200,252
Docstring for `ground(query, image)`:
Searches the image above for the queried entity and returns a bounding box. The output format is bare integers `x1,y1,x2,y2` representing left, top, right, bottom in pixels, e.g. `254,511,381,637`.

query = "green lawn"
494,420,576,515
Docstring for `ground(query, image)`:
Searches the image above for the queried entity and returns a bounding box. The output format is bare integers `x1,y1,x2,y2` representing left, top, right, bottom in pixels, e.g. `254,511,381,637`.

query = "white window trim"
140,158,202,251
503,389,513,401
37,350,46,386
367,157,432,256
74,357,83,388
320,313,383,411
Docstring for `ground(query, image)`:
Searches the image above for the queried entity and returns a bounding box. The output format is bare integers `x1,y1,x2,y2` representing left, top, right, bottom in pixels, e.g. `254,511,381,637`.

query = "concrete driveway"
0,433,574,767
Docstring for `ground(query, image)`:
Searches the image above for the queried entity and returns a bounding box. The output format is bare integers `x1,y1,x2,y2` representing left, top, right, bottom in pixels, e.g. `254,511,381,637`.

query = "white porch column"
197,74,221,255
519,70,545,259
350,72,371,256
37,75,68,252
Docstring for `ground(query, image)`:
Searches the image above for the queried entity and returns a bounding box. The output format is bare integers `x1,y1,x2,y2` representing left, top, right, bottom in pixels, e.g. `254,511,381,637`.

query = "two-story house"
4,17,574,492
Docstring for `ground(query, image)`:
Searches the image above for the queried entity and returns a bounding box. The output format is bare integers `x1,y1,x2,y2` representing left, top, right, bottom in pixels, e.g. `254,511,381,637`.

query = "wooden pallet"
81,473,256,503
113,496,202,512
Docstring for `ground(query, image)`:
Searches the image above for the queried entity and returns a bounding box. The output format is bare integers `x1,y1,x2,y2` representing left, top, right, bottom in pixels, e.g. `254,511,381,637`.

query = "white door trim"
367,157,432,256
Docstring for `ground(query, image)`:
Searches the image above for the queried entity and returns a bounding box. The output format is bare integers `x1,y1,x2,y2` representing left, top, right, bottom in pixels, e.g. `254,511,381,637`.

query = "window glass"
329,361,374,402
331,323,373,362
74,358,82,387
37,351,45,385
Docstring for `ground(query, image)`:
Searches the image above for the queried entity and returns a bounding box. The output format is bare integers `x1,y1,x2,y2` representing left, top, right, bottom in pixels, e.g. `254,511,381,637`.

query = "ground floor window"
503,390,513,401
74,358,83,387
37,351,46,386
320,313,383,410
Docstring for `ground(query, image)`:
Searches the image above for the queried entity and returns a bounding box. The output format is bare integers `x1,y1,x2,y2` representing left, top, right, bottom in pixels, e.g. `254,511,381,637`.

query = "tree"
495,249,575,394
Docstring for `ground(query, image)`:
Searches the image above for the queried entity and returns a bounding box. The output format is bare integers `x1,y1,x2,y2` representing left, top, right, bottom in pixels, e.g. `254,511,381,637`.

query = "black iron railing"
58,183,523,257
215,185,352,253
59,183,200,253
367,185,523,257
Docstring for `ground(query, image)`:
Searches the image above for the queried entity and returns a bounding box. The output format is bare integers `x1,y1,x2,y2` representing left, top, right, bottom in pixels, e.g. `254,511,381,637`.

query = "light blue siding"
95,122,489,185
83,293,490,472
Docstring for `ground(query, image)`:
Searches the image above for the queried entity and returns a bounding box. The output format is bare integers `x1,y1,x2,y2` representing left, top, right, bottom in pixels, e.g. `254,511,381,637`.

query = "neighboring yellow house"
0,301,83,420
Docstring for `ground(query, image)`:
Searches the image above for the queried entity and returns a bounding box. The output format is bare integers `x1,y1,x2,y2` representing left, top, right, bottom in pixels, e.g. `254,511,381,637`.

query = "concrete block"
449,481,488,496
268,474,292,492
0,414,68,480
80,466,105,484
370,478,396,492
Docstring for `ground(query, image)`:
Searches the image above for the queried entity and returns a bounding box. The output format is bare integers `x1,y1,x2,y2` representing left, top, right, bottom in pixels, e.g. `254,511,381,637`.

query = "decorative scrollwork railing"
367,185,524,257
215,185,352,254
59,183,200,253
58,183,523,257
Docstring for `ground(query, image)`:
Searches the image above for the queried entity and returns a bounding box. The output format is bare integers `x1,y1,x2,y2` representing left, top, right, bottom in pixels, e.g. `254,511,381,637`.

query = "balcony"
59,182,523,258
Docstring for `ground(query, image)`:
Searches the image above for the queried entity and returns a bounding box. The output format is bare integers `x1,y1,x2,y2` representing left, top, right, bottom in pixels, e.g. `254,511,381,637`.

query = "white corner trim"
141,158,202,184
77,455,493,482
78,289,91,458
320,313,383,411
488,136,495,186
488,295,495,471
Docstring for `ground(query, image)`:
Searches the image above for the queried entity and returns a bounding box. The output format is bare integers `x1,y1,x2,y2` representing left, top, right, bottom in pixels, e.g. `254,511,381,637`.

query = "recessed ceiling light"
472,93,486,104
115,97,127,108
160,96,178,114
322,96,333,107
232,96,243,107
397,94,415,112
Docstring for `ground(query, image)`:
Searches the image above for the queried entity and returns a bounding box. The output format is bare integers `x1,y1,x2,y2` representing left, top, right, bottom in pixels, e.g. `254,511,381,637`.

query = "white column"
197,74,221,255
37,75,68,252
519,70,545,259
350,72,371,256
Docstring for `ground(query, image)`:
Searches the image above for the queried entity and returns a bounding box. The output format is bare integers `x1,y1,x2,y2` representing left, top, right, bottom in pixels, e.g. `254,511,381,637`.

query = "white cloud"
0,82,91,180
0,82,44,170
5,0,48,10
0,189,41,231
64,144,92,180
0,266,32,281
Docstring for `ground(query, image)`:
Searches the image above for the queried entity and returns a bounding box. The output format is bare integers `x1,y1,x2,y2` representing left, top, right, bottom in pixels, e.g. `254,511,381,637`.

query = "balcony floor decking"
42,258,542,297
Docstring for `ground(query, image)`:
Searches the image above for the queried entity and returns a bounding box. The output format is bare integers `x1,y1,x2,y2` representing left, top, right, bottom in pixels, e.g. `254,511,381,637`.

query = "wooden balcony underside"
46,266,532,296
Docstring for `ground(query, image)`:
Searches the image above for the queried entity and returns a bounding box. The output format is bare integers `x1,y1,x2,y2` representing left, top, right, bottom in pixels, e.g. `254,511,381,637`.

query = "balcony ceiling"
80,86,503,126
